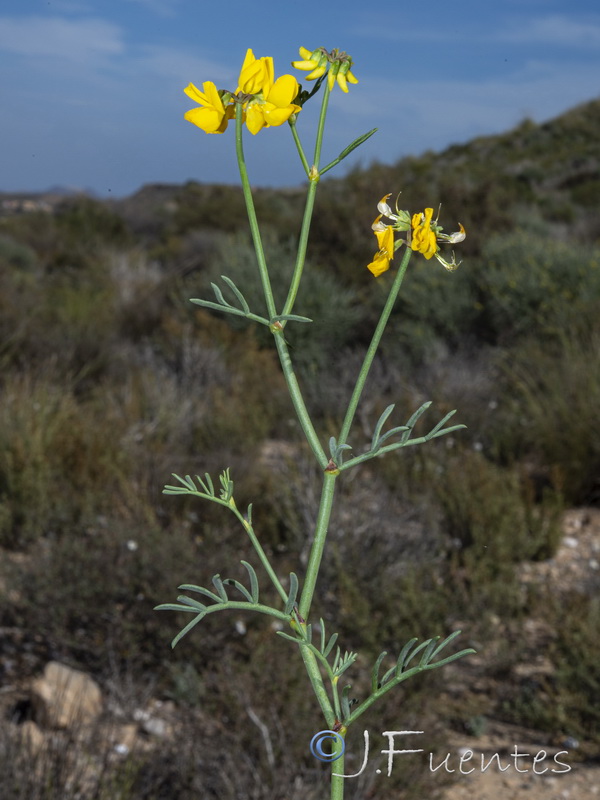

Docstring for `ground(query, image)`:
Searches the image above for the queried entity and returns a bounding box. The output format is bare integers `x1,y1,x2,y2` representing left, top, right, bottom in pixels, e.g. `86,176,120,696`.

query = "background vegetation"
1,97,599,798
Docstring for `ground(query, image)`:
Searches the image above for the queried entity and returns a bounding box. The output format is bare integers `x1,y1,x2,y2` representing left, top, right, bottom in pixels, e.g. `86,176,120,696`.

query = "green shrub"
433,450,563,616
489,312,600,504
0,373,131,549
0,233,38,270
475,229,600,343
500,592,600,752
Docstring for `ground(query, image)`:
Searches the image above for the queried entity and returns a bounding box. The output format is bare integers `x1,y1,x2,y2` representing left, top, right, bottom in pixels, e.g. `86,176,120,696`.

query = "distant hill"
105,97,600,265
310,97,600,261
3,97,598,261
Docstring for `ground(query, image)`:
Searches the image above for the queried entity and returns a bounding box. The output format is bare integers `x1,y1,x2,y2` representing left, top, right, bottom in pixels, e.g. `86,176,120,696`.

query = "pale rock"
19,720,45,754
110,723,138,755
31,661,103,729
141,716,168,738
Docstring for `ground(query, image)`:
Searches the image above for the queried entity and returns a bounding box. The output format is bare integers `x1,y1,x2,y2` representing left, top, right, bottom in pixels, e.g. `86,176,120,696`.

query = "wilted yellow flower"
410,208,438,260
373,194,411,231
366,194,465,274
184,81,235,134
292,46,358,93
367,219,395,277
411,208,465,270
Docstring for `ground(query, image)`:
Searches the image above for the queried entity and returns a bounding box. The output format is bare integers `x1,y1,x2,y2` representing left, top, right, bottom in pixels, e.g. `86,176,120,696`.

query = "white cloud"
345,56,600,167
350,11,600,49
499,14,600,47
132,44,235,87
0,15,125,61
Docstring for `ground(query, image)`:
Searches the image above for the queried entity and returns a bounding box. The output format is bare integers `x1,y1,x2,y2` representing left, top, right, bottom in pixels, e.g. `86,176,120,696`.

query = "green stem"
300,642,336,727
288,118,310,177
281,81,331,319
235,103,277,319
272,330,328,468
312,80,331,167
238,516,289,603
338,247,413,449
235,103,326,468
281,177,319,318
331,749,345,800
194,601,290,623
298,471,337,620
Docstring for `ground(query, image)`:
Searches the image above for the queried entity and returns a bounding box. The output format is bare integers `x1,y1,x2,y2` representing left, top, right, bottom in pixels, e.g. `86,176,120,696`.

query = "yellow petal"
263,102,299,127
184,106,226,134
239,48,256,75
262,57,274,94
306,65,326,80
336,72,349,93
238,50,274,95
298,46,313,60
184,81,220,108
267,74,299,107
291,59,318,71
376,225,394,256
411,229,437,259
238,62,262,94
367,252,390,277
204,81,225,108
183,82,206,104
245,104,266,135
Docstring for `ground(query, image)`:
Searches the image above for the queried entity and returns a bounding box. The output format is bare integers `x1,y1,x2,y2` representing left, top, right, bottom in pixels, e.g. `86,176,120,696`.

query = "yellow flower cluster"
292,47,358,93
184,49,301,135
367,194,465,276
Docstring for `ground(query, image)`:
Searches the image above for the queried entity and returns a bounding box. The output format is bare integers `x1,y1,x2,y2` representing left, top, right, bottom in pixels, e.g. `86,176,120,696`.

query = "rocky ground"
441,721,600,800
1,508,599,798
441,507,600,800
442,747,600,800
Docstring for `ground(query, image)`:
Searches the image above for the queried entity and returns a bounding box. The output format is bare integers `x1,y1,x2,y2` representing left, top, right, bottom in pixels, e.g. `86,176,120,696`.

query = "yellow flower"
411,208,438,260
237,48,301,135
292,46,327,79
184,81,234,134
184,49,300,136
244,74,301,135
367,218,395,277
292,46,358,93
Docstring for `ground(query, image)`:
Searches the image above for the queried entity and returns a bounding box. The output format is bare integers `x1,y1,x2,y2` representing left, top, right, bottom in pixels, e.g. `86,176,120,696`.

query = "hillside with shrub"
0,97,599,798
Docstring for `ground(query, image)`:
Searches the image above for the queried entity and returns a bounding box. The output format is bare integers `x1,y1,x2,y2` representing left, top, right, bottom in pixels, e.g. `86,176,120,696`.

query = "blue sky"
1,0,599,198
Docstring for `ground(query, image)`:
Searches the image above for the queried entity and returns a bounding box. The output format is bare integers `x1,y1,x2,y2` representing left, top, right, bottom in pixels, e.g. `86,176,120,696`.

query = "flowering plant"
159,45,471,800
